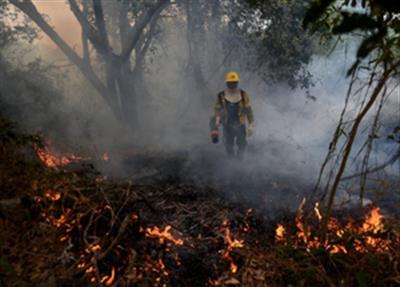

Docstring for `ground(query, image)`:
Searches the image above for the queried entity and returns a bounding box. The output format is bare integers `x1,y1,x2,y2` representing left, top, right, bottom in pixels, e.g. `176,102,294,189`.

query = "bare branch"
341,147,400,181
10,0,120,118
92,0,111,54
121,0,169,61
68,0,108,55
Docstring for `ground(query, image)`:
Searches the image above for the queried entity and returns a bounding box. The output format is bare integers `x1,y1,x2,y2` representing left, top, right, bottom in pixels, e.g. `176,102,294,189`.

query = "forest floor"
1,118,400,287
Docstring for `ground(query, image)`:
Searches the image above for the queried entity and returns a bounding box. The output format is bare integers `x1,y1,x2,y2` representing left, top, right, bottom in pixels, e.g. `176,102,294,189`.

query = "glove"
247,124,255,137
215,116,221,128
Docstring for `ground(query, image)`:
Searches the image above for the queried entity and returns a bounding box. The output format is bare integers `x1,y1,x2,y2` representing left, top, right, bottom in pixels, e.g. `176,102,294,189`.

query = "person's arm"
243,92,254,126
214,93,223,126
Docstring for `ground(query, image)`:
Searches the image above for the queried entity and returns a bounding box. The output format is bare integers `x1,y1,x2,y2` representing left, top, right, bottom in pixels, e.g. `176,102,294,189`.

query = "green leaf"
356,32,385,59
332,13,378,34
303,0,336,29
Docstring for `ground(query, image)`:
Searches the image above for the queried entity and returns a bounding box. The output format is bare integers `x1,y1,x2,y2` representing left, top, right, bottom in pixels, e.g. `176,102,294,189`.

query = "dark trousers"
223,124,247,157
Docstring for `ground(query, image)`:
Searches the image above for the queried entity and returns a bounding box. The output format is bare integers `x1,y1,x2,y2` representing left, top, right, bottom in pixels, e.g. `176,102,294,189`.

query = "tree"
303,0,400,236
0,3,66,135
234,0,315,89
9,0,170,129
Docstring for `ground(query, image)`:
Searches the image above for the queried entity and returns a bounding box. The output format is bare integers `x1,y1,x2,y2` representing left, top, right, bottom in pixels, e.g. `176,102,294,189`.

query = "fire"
35,139,110,169
221,219,244,273
102,153,110,161
224,223,244,249
45,190,61,201
35,141,85,169
146,225,184,246
314,202,322,221
85,243,101,253
276,202,389,255
362,206,384,233
275,224,285,241
101,266,116,286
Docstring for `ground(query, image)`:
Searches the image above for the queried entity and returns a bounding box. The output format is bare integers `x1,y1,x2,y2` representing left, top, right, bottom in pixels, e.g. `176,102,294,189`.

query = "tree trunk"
9,0,122,121
186,0,213,108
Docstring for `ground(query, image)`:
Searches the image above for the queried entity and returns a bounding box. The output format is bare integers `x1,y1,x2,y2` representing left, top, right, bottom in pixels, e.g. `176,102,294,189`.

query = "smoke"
2,2,399,216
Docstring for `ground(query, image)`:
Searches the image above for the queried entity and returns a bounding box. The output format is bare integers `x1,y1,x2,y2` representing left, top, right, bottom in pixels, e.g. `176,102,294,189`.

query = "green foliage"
303,0,336,29
0,118,37,145
303,0,400,71
238,0,316,89
0,1,37,49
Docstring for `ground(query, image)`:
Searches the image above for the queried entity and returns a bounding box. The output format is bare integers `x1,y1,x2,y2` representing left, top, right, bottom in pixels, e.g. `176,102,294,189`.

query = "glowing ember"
146,225,184,245
45,190,61,201
101,266,116,286
275,224,286,241
314,202,322,221
102,153,110,161
35,140,109,169
35,141,85,169
85,244,101,253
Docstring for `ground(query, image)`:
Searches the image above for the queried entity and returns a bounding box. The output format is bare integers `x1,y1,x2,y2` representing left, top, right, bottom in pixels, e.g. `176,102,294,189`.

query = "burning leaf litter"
1,136,400,286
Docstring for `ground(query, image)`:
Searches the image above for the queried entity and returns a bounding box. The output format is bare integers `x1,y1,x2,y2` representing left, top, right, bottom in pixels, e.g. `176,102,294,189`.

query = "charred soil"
1,120,399,287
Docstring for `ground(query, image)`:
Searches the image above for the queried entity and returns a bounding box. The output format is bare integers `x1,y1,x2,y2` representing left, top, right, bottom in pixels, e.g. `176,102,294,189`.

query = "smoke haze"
3,2,399,216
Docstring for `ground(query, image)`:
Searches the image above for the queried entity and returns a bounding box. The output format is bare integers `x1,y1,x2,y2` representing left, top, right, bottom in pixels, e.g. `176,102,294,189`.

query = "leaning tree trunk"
9,0,123,120
11,0,170,130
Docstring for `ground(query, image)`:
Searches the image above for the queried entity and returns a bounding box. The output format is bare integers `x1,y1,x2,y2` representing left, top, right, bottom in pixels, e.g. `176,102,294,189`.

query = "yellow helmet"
225,71,240,83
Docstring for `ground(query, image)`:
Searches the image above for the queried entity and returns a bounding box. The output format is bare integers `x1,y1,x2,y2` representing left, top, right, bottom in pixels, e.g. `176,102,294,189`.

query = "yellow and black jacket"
214,90,254,126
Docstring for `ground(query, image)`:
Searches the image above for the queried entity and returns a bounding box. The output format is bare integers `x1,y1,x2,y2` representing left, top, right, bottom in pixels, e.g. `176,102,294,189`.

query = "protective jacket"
214,89,254,126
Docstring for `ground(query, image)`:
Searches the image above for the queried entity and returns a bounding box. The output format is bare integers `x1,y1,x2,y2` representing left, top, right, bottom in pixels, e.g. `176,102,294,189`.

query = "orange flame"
146,225,184,246
35,140,109,169
101,266,116,286
275,224,286,241
35,141,85,169
361,206,384,233
276,202,389,254
45,190,61,201
222,220,244,273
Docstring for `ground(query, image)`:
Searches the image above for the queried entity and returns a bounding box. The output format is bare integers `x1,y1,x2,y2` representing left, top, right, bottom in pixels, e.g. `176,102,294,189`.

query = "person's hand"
215,116,221,128
247,124,255,137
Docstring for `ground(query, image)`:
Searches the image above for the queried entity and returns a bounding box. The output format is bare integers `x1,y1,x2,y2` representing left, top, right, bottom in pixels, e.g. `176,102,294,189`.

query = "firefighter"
214,71,255,157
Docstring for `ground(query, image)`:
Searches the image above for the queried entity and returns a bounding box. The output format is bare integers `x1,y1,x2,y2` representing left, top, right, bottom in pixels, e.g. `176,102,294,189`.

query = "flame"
276,202,389,254
45,190,61,201
101,266,116,286
275,224,286,241
102,153,110,161
35,140,109,169
86,266,95,274
356,206,387,251
35,141,85,169
221,220,244,273
361,206,384,233
295,198,310,244
146,225,184,246
314,202,322,221
85,244,101,253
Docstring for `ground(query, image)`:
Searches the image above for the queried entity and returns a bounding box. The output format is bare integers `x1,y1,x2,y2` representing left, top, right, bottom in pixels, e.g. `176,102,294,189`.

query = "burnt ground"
95,144,400,220
1,122,399,286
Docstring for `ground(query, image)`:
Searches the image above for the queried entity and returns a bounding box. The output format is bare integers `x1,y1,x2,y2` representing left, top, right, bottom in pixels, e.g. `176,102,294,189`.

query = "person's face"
226,81,239,90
